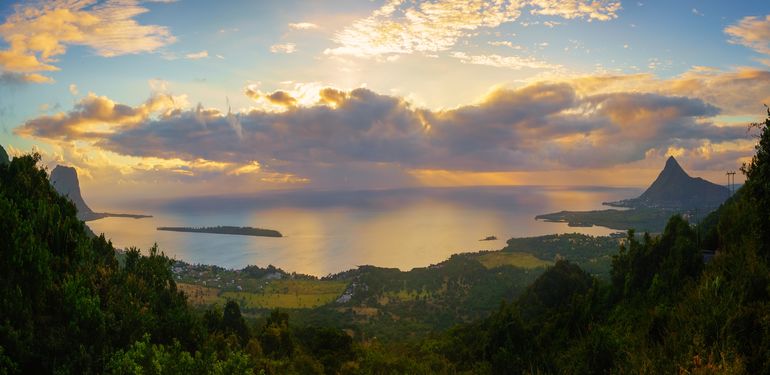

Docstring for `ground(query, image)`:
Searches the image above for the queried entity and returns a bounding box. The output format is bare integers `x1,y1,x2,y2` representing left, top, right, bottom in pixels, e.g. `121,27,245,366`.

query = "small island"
479,235,498,241
157,226,283,237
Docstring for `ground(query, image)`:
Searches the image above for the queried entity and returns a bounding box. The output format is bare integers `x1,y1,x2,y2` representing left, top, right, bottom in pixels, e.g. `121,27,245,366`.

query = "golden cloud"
528,0,621,21
16,92,182,140
326,0,620,58
451,51,561,70
725,14,770,57
0,0,175,80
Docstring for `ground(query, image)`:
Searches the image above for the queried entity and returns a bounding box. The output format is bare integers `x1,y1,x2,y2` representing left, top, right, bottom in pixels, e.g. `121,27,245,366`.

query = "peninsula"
536,156,729,233
157,226,283,237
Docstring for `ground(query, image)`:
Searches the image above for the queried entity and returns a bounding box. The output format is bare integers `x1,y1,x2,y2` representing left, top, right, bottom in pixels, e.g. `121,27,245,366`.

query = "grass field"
473,251,552,269
179,279,349,309
178,283,222,305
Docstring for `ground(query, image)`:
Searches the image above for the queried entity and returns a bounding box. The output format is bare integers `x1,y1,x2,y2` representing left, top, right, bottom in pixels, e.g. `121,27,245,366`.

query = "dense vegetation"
1,109,769,373
432,108,770,373
0,154,356,374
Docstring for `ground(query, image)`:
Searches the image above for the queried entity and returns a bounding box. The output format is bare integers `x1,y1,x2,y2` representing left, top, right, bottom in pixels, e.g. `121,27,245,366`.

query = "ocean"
86,185,641,276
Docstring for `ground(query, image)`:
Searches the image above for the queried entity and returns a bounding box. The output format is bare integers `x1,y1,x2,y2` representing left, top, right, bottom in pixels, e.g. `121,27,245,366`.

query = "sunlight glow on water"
86,186,640,276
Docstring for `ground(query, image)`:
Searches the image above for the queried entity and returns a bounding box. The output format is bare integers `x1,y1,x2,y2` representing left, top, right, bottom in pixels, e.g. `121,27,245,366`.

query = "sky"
1,0,769,205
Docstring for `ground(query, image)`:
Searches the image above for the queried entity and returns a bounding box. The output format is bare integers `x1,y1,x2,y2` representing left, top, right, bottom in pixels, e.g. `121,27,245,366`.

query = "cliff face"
0,145,9,165
50,165,94,216
49,164,151,221
618,156,729,210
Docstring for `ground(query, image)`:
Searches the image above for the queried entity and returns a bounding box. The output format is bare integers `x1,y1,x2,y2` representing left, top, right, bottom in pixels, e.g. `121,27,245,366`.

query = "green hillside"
1,109,769,374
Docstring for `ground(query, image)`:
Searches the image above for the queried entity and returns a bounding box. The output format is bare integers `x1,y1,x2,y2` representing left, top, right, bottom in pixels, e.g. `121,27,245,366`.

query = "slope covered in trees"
433,108,770,373
0,155,358,374
1,108,770,374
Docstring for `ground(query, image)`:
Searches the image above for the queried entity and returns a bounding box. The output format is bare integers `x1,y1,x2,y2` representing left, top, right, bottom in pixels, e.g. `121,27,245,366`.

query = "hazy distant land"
83,212,153,221
535,208,673,233
157,225,283,237
536,156,729,233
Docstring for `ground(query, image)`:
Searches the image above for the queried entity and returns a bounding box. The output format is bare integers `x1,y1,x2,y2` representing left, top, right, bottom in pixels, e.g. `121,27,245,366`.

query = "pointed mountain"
50,165,96,218
608,156,729,210
0,144,9,165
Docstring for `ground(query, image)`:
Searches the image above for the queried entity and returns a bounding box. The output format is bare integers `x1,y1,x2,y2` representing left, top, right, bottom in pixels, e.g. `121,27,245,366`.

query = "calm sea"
87,186,641,276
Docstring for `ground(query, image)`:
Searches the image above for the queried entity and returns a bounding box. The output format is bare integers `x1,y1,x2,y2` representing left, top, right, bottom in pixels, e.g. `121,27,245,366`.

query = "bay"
86,186,641,276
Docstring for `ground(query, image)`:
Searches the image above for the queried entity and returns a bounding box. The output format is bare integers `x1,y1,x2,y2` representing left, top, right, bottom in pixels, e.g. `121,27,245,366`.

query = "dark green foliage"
741,106,770,258
610,215,702,302
0,153,356,374
260,310,294,358
429,108,770,374
0,154,109,373
223,301,250,344
295,327,353,374
2,106,770,374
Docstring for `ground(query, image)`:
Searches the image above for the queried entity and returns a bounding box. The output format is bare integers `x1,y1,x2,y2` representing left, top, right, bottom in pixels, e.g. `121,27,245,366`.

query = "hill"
49,165,150,221
606,156,729,210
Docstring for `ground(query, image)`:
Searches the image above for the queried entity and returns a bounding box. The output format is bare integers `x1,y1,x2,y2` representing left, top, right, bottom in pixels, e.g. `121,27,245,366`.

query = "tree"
222,300,249,344
741,106,770,258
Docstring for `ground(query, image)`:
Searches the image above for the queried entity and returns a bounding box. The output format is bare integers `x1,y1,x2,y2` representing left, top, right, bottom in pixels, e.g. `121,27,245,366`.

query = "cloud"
0,0,175,81
288,22,318,30
263,91,298,107
185,50,208,59
270,43,297,54
326,0,620,58
557,66,770,116
488,41,522,49
451,51,560,70
725,14,770,58
16,92,183,141
69,83,78,95
528,0,621,21
17,79,753,187
325,0,522,57
0,71,53,84
245,87,297,108
148,78,169,93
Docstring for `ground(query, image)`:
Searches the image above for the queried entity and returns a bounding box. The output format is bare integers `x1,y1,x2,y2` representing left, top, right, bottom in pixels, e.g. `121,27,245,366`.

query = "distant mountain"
606,156,729,210
50,165,151,221
51,165,95,217
0,144,9,165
